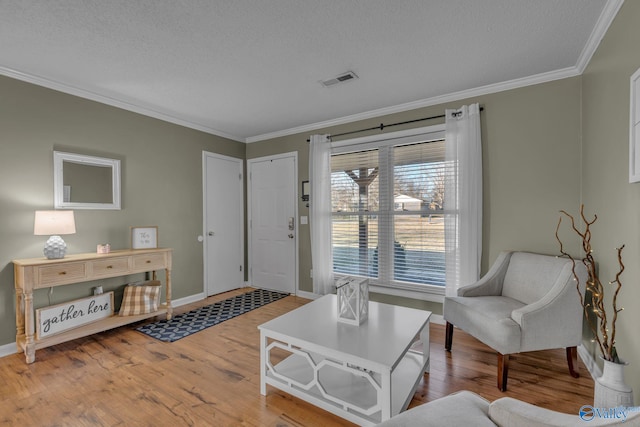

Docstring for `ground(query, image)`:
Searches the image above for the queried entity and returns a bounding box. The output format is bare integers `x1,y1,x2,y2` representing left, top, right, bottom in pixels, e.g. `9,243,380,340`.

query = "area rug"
136,288,289,342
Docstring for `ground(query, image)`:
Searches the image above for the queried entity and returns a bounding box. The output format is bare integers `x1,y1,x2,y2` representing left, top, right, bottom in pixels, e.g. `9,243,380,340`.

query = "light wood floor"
0,288,594,426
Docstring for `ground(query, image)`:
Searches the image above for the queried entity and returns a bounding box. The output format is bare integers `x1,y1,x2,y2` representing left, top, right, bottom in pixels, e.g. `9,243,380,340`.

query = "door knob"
208,231,215,236
288,233,294,239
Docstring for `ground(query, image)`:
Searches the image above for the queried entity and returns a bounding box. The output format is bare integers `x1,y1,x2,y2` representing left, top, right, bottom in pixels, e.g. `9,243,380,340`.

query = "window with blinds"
331,136,448,290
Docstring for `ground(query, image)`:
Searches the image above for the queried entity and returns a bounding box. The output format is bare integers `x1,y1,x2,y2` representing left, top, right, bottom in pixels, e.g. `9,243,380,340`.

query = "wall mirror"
54,151,121,210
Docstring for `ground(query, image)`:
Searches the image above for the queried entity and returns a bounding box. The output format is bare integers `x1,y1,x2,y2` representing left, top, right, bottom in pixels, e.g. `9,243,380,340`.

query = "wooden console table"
13,248,172,363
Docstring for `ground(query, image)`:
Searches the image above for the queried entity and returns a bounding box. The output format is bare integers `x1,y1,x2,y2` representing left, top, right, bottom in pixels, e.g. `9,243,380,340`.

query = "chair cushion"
375,391,495,427
444,296,524,354
501,253,572,304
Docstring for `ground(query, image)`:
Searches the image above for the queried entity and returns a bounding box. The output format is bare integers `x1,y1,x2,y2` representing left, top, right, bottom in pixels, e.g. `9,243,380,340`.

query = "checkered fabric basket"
119,280,161,316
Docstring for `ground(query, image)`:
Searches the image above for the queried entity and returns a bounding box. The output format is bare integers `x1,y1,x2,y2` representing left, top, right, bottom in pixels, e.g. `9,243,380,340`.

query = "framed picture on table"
130,226,158,249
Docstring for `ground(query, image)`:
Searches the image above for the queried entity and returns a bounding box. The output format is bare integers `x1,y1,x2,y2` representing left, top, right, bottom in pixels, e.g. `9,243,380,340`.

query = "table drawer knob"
106,265,113,269
58,271,67,275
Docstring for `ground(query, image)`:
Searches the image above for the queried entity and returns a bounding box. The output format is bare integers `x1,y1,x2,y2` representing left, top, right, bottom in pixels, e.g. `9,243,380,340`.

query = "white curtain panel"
309,134,334,295
444,103,483,296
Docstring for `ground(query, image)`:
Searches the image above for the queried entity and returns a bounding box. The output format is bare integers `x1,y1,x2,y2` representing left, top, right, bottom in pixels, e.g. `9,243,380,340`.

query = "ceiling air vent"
320,71,359,88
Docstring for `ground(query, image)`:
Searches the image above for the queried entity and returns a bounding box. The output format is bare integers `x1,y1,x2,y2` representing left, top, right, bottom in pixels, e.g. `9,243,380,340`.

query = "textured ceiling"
0,1,622,142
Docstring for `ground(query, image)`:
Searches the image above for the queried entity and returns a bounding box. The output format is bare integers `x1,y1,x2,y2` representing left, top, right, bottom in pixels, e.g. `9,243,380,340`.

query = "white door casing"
203,152,244,296
248,153,297,294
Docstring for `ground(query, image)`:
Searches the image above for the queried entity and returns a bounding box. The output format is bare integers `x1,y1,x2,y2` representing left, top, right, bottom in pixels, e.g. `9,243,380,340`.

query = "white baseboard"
172,292,206,308
295,290,320,300
0,342,17,359
578,343,601,380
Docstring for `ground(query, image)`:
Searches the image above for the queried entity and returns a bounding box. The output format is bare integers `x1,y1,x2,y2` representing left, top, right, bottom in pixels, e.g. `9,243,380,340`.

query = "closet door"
203,152,244,296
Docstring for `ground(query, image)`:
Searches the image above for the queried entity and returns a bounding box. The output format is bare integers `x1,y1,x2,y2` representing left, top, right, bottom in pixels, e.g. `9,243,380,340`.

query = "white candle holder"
336,276,369,325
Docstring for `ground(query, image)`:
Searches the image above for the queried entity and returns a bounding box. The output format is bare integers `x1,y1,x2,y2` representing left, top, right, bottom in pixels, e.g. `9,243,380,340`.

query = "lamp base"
44,235,67,259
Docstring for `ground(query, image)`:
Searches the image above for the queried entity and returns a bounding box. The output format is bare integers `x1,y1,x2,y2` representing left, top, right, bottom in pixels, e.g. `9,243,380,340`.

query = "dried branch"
608,245,625,363
555,205,624,362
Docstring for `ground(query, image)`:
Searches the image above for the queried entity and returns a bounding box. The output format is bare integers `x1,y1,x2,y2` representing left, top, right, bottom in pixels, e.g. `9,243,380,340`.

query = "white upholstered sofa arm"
489,397,640,426
490,397,583,426
375,392,640,426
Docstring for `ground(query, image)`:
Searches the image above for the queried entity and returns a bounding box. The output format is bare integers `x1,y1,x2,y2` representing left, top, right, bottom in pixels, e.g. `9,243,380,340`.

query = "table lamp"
34,210,76,259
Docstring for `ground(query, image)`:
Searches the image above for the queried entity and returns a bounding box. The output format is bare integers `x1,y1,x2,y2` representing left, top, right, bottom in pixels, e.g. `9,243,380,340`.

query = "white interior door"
203,152,244,296
249,153,297,294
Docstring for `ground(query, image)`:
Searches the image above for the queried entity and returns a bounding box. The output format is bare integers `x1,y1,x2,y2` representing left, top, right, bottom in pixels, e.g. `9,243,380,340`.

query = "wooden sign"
36,292,114,339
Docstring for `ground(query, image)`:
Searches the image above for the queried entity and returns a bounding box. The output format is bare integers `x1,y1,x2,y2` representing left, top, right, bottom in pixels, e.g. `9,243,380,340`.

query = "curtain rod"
307,106,483,142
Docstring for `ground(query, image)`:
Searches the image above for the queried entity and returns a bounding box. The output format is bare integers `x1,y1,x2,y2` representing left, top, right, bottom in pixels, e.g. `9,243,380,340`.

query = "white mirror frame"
54,151,121,210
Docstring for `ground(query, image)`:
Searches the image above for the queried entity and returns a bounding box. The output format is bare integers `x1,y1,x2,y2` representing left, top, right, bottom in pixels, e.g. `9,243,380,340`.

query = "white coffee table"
258,294,431,426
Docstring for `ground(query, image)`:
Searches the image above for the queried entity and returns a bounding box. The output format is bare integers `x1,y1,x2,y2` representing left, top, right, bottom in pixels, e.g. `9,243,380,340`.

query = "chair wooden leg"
497,353,509,392
567,346,580,378
445,322,454,351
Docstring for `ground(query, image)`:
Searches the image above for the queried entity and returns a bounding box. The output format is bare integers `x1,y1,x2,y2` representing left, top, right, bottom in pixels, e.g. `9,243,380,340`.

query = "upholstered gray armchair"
443,251,587,391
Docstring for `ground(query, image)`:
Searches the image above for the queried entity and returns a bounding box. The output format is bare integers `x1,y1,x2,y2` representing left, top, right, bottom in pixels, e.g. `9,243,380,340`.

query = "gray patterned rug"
136,288,288,342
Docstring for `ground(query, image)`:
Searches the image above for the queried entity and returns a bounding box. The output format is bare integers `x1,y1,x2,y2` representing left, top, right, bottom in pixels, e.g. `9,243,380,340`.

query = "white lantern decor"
336,276,369,325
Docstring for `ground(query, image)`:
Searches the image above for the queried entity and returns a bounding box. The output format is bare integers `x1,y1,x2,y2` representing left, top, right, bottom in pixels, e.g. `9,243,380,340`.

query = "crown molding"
3,0,622,146
0,62,586,145
0,65,245,142
246,66,581,143
247,0,623,143
575,0,624,73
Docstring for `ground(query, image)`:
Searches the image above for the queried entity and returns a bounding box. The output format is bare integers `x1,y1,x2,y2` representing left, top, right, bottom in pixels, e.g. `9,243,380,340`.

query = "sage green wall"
247,76,583,315
581,0,640,403
0,75,245,346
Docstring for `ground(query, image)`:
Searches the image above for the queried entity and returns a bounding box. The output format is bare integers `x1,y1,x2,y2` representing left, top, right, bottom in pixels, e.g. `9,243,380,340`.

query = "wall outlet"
310,269,313,278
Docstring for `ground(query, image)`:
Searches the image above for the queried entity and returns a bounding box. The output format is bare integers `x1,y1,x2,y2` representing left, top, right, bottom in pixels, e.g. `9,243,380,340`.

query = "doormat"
136,288,289,342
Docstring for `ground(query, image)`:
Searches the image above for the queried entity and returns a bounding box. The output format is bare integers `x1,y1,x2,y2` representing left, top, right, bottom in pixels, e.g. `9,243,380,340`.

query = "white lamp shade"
34,210,76,235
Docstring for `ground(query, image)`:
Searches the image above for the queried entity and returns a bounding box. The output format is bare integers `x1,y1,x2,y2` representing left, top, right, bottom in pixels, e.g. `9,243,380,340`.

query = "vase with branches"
555,205,625,363
556,205,634,407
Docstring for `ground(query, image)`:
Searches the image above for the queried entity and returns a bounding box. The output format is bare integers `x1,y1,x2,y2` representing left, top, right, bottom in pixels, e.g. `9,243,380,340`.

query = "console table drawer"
132,253,166,271
91,257,130,278
36,262,87,287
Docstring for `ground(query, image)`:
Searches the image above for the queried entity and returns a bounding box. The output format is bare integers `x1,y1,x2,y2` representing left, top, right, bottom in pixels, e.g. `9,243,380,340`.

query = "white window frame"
331,124,446,303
